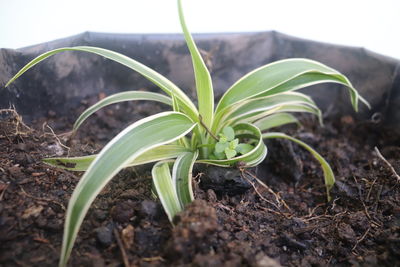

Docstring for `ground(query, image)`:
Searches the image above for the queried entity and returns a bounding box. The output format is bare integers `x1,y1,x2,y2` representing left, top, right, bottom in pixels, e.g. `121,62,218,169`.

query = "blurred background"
1,0,399,59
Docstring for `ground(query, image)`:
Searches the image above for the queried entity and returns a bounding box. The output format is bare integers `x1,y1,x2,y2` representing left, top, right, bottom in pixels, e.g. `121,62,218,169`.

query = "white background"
1,0,399,59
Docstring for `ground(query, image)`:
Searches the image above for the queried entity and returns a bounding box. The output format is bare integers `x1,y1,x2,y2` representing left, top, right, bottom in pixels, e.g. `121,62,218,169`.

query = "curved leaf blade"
254,113,300,131
258,71,369,109
178,0,214,127
59,112,195,267
234,103,321,126
5,46,199,122
215,58,368,118
152,161,182,222
73,91,172,130
172,151,199,207
220,92,317,126
263,132,335,201
43,145,190,171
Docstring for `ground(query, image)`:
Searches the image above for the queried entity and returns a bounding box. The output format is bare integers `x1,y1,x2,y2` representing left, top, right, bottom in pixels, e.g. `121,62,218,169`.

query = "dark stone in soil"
110,200,135,223
93,209,108,222
258,138,304,185
134,226,166,257
95,225,113,247
197,165,254,195
337,223,357,243
139,200,160,219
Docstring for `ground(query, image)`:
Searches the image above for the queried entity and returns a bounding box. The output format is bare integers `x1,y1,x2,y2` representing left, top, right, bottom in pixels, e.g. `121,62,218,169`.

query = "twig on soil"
375,147,400,182
352,227,371,251
361,201,373,221
299,209,348,223
373,184,384,215
216,202,234,213
42,123,71,155
240,173,281,210
300,214,327,222
193,172,204,182
366,177,378,201
192,172,204,196
352,175,364,200
257,205,292,218
361,199,382,227
113,228,130,267
327,256,333,265
0,182,10,201
241,169,292,212
332,210,349,220
329,197,340,212
306,203,325,218
1,130,12,142
141,256,165,262
0,107,33,135
292,221,332,234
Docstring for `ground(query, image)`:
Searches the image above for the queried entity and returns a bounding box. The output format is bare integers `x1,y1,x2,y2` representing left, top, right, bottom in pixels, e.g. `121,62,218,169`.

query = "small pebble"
111,201,135,223
95,226,113,247
140,200,158,218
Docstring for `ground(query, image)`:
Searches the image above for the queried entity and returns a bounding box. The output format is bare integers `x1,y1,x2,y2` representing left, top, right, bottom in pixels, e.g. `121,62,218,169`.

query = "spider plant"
4,0,369,266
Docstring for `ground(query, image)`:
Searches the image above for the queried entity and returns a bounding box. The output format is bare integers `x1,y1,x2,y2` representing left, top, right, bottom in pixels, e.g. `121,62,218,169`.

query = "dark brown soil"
0,100,399,267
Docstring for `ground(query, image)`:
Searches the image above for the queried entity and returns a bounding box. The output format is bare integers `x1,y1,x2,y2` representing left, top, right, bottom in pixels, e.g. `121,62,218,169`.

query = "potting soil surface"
0,99,399,267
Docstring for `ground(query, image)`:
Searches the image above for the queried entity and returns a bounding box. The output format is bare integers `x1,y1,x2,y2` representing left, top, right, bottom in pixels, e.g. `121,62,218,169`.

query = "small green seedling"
4,0,369,266
212,126,254,160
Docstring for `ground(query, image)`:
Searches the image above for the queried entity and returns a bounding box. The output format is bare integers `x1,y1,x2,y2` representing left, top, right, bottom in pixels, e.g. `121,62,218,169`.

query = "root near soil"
0,106,399,266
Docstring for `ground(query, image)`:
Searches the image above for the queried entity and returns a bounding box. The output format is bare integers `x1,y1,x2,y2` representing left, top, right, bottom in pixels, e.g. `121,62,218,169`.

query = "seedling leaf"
224,148,237,159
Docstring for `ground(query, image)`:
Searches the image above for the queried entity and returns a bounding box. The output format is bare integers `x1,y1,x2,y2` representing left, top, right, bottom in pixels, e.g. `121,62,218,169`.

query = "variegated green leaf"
235,143,254,154
217,103,320,133
254,113,300,131
213,92,318,132
178,0,214,128
73,91,172,130
263,132,334,201
215,58,369,121
43,145,190,171
234,104,321,126
152,161,182,222
172,151,199,207
59,112,195,267
43,155,95,171
171,93,180,112
5,46,199,123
